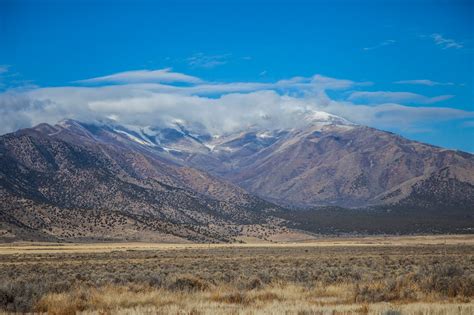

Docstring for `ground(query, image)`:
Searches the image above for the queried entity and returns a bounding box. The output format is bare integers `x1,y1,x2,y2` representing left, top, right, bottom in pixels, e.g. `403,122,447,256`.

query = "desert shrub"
416,264,474,297
0,284,16,312
0,280,51,312
0,275,74,313
353,276,417,303
247,277,264,290
147,274,164,288
257,270,273,284
354,263,474,303
168,275,210,292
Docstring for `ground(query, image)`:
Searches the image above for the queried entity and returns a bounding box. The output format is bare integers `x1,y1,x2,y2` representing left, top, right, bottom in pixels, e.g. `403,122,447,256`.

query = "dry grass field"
0,235,473,314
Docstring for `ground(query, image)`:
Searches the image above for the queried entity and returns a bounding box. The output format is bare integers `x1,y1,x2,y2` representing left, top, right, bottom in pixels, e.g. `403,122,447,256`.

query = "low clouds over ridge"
0,68,472,136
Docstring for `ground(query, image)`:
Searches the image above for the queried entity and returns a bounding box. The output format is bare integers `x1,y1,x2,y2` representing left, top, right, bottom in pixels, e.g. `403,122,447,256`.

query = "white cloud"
0,69,472,137
430,34,463,49
187,53,230,68
348,91,454,104
363,40,396,51
395,79,454,86
333,102,464,132
77,68,202,84
310,75,358,90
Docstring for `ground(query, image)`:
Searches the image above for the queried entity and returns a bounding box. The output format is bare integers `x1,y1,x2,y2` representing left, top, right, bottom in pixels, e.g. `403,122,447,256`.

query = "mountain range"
1,111,473,242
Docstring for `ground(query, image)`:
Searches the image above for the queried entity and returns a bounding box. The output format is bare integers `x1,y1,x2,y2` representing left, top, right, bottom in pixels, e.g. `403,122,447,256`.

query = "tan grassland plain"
0,235,473,314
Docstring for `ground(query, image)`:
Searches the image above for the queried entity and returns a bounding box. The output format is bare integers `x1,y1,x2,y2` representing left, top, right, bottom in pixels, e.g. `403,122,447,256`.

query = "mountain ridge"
0,114,473,241
0,121,288,242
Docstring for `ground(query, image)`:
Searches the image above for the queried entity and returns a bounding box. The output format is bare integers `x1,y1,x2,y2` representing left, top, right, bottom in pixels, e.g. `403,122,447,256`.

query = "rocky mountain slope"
199,124,474,209
110,111,473,209
0,120,286,242
1,112,473,241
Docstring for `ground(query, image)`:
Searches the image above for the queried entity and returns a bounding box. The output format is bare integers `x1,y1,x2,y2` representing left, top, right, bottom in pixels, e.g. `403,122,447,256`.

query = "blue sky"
0,0,473,151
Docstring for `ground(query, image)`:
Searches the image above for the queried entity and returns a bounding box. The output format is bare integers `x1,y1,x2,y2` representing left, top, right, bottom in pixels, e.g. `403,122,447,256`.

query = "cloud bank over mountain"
0,68,472,136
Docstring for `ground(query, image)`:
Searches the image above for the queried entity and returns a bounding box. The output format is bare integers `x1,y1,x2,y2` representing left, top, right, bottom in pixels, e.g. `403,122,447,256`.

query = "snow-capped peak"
302,110,354,126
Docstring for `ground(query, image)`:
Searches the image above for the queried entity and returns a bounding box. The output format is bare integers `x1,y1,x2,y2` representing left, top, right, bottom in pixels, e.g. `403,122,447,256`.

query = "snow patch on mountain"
113,129,157,147
302,110,354,126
